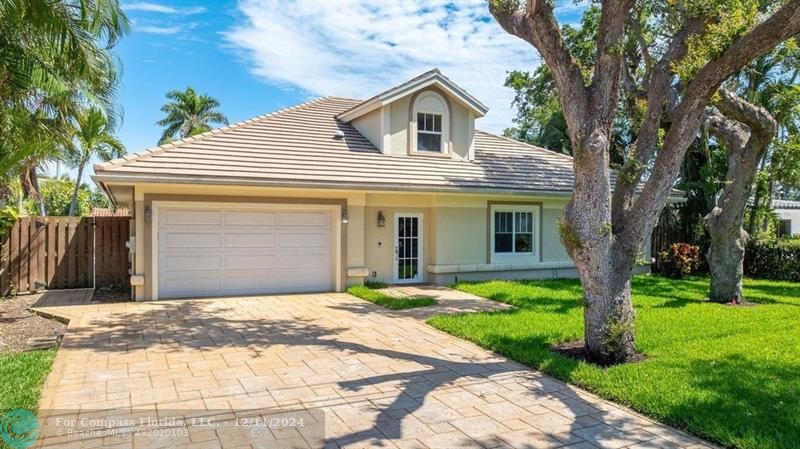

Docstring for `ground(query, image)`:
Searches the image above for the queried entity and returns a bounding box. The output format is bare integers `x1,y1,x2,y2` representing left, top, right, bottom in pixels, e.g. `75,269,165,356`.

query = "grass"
347,284,437,309
0,350,56,413
427,275,800,449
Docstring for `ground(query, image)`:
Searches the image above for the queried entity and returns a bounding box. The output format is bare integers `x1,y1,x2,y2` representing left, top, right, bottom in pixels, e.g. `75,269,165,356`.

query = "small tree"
67,108,125,216
490,0,800,364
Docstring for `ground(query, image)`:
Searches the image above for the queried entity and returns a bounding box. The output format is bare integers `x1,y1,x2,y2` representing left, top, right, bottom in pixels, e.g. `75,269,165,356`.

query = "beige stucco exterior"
115,181,585,301
352,87,475,160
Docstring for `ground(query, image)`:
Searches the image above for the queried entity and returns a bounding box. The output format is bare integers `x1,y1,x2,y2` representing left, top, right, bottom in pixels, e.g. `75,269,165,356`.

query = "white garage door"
156,204,335,299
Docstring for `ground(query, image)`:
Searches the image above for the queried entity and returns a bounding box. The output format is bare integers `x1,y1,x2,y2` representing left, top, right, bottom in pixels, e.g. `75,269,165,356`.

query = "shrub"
658,242,701,278
745,238,800,282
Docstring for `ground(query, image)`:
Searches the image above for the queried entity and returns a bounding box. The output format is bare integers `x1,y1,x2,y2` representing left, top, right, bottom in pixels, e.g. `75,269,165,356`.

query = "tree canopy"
156,87,229,145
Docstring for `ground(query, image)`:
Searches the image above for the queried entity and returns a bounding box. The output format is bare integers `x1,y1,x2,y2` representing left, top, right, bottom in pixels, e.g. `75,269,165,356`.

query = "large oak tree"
489,0,800,364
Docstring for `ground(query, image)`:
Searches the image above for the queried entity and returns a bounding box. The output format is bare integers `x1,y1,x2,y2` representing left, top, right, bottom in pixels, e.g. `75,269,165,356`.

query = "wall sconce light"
341,208,349,224
144,206,152,223
377,211,386,227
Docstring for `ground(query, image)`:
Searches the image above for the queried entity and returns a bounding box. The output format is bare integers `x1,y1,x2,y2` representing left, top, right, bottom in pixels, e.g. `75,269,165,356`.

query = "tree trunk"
562,128,638,365
707,220,746,303
580,262,636,365
704,91,777,303
20,166,46,216
68,162,86,217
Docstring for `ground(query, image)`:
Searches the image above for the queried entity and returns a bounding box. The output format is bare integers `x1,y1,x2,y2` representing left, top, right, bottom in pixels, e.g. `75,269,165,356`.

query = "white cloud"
137,25,182,35
124,2,206,15
223,0,542,133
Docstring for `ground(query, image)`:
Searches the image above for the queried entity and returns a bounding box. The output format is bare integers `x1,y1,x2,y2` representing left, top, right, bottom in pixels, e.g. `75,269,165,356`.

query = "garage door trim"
151,201,342,300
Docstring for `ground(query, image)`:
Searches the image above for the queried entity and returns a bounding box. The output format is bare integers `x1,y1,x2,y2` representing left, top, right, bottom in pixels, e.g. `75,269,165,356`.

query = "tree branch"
619,0,800,253
610,17,705,229
589,0,635,121
489,0,589,137
715,89,777,141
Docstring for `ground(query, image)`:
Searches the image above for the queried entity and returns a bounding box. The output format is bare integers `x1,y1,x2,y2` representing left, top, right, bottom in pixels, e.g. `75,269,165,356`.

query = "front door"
394,213,422,283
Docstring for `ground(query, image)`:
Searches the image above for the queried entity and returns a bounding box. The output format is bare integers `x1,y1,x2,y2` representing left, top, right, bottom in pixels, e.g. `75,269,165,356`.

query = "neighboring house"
93,70,645,301
773,199,800,237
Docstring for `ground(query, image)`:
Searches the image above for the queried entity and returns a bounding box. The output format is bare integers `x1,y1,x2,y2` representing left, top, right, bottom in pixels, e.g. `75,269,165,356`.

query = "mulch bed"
0,294,66,353
92,287,131,303
552,339,648,367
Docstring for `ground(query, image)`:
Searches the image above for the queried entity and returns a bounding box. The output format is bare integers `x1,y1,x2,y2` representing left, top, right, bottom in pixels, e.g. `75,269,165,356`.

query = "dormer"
337,69,488,161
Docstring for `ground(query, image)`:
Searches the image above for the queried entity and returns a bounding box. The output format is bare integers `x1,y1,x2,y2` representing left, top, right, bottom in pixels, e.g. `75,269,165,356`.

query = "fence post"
92,217,96,290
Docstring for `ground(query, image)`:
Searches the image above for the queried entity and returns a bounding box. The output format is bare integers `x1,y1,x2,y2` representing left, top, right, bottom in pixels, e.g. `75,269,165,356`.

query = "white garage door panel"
164,255,221,271
280,232,329,247
224,254,276,270
162,275,221,296
166,209,221,225
279,211,329,226
224,232,276,248
157,205,335,299
225,210,276,226
164,232,222,248
221,271,278,292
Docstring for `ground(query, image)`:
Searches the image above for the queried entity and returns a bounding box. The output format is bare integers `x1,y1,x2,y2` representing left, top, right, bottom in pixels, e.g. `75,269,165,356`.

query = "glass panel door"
394,214,421,283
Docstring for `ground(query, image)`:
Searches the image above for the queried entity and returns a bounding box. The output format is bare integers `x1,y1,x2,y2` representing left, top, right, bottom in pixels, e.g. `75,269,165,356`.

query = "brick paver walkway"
31,288,714,449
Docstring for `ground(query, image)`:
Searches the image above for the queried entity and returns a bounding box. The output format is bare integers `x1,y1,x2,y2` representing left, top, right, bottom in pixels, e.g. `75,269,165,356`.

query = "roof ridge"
475,129,575,161
96,97,333,171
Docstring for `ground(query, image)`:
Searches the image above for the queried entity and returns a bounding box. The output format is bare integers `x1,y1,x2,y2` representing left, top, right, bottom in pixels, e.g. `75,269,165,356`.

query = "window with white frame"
490,205,539,259
417,112,442,152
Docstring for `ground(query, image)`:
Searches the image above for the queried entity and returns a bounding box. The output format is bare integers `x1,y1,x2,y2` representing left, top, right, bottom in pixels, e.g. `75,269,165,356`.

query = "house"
773,199,800,237
93,70,638,301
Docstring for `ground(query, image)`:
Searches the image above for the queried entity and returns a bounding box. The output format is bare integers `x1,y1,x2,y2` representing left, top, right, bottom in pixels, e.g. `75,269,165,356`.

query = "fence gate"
0,216,129,296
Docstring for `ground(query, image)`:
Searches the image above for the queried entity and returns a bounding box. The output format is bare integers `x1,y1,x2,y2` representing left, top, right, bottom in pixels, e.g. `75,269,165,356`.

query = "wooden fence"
650,206,693,272
0,216,129,296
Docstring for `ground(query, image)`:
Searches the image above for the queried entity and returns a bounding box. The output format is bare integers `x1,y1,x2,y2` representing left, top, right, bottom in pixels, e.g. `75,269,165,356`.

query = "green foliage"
24,178,107,217
675,0,762,80
429,276,800,449
156,87,229,145
363,281,389,289
658,243,702,278
0,206,19,240
0,350,56,413
0,0,128,211
744,238,800,282
346,284,436,310
65,107,124,216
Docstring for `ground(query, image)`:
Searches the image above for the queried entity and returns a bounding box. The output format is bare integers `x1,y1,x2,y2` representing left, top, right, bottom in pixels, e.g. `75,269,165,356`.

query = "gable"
336,69,488,123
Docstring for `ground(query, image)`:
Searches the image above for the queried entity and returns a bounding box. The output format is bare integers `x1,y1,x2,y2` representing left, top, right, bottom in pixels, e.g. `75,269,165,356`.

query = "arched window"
411,91,449,154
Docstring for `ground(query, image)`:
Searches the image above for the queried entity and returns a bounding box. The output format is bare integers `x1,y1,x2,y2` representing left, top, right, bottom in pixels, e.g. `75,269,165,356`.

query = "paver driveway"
32,288,713,449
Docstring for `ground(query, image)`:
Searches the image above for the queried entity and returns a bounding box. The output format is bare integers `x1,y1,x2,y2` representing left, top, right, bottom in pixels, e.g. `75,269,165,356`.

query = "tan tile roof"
93,97,584,195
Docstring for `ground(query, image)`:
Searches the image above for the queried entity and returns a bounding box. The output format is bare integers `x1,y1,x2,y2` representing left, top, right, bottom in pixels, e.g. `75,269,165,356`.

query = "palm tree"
0,0,129,211
66,108,125,216
156,88,229,144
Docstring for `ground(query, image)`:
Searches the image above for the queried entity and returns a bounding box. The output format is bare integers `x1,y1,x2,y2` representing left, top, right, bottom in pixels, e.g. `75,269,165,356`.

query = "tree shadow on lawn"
465,322,800,449
454,279,583,315
663,353,800,449
57,298,628,448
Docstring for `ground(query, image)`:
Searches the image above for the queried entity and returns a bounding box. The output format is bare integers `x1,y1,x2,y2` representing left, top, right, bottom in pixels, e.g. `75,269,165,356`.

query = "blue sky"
90,0,587,175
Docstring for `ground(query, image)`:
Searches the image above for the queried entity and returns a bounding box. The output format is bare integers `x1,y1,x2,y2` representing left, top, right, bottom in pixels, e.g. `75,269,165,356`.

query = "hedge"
744,238,800,282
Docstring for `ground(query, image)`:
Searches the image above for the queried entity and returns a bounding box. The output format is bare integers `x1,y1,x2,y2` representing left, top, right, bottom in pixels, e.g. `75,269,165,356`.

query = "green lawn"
347,284,437,309
0,350,56,412
427,276,800,449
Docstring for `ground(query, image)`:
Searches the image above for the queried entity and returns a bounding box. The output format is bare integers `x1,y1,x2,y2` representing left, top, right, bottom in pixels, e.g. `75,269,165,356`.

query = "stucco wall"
118,182,584,299
351,108,382,151
384,88,474,159
776,208,800,236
